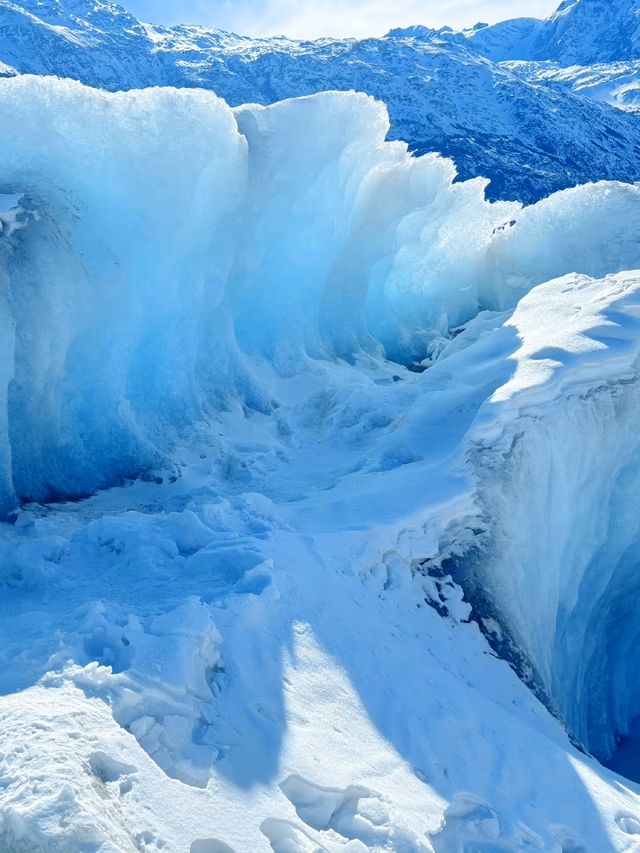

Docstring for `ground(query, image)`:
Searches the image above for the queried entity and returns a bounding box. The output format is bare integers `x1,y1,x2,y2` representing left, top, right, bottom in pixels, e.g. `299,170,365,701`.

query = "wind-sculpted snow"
3,76,640,514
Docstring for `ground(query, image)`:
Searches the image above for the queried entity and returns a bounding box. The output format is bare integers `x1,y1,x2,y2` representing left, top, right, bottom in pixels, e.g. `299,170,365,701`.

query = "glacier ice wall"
464,271,640,760
2,76,640,513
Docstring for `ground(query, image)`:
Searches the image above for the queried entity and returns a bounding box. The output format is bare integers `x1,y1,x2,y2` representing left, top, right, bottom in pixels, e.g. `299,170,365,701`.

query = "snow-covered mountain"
3,0,640,202
532,0,640,65
419,0,640,65
449,1,640,121
501,60,640,114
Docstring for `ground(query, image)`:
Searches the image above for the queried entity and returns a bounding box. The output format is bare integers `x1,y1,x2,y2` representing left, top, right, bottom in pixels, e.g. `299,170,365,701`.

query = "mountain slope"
430,0,640,65
504,59,640,114
533,0,640,65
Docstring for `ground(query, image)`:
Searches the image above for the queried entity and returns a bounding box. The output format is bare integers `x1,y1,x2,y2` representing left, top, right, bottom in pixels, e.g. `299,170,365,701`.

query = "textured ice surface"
2,76,640,512
468,271,640,759
3,77,640,852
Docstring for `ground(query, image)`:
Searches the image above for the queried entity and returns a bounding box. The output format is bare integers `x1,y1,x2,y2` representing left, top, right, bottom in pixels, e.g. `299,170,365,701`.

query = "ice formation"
2,76,640,511
467,272,640,759
3,75,640,851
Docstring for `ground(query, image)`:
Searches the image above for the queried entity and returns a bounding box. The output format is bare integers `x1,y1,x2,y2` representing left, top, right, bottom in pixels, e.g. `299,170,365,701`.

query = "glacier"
4,76,640,512
3,74,640,852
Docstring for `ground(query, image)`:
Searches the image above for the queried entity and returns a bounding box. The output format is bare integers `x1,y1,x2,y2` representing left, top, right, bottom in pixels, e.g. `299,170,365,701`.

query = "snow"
3,74,640,851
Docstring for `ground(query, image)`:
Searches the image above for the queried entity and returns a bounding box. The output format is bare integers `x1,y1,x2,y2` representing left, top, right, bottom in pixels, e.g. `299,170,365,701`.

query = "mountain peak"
539,0,640,63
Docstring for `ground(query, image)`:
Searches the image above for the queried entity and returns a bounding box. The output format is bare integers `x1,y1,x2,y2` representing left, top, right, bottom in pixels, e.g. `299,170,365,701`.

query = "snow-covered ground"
3,77,640,852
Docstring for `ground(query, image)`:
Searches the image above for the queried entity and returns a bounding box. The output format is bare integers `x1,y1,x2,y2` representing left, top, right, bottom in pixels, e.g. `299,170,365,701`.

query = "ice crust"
4,76,640,851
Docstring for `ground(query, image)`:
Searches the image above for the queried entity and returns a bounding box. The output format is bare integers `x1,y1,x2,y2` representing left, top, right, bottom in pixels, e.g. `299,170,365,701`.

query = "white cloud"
129,0,560,38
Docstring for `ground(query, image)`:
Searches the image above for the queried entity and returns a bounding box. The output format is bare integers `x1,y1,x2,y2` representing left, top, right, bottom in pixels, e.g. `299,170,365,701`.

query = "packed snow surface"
3,77,640,852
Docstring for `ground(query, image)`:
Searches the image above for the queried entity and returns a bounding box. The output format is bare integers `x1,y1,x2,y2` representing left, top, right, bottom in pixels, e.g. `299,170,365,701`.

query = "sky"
124,0,561,40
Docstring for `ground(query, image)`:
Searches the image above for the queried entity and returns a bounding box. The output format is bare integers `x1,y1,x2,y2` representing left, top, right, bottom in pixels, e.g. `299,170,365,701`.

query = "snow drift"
2,76,640,514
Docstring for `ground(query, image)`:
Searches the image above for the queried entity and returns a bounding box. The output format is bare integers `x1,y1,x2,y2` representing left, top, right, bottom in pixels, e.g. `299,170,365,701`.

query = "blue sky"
124,0,560,39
